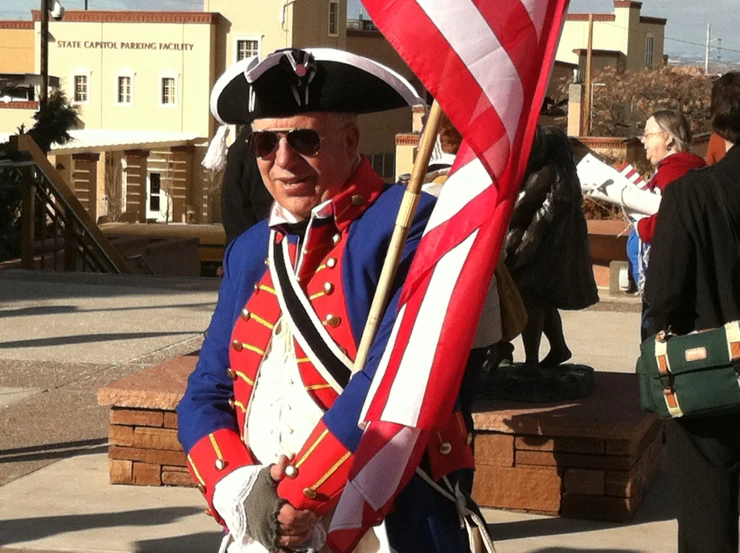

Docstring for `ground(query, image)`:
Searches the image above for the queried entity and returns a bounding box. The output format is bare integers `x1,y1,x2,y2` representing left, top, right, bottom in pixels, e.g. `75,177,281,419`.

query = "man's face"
251,113,360,220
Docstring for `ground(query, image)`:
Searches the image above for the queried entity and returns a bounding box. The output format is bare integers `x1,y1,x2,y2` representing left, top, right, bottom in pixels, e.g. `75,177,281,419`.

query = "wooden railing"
4,135,130,273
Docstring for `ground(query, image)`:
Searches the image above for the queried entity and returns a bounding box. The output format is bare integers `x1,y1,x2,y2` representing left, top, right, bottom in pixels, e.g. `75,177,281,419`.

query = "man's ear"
344,123,360,158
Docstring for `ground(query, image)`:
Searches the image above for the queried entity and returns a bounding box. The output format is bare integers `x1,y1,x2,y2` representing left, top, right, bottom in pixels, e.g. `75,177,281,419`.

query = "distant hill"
668,55,740,74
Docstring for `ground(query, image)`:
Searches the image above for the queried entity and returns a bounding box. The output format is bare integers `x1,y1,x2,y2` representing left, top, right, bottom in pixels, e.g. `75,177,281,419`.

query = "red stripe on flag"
363,0,512,169
470,0,541,91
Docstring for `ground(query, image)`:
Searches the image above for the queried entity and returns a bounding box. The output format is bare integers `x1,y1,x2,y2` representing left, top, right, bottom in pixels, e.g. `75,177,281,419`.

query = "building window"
73,75,88,103
149,173,161,212
369,153,395,181
328,1,339,37
117,76,132,105
236,39,259,61
161,77,176,106
645,35,655,69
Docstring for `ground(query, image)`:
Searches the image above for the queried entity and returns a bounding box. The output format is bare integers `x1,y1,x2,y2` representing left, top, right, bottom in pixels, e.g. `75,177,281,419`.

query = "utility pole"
705,24,711,74
582,13,594,136
705,24,722,74
40,0,50,108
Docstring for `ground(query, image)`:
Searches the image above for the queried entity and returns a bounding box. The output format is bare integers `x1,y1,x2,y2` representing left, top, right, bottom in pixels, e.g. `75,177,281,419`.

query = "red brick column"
169,145,194,223
124,150,149,223
71,153,100,219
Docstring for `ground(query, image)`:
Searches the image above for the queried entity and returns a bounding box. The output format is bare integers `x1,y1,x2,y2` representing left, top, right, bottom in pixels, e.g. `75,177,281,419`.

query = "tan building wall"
0,22,34,73
0,102,37,133
1,3,419,225
33,11,218,137
292,0,347,50
557,1,665,72
346,29,423,160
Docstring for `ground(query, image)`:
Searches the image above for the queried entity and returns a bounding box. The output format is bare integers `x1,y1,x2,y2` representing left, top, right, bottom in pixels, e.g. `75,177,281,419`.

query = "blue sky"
3,0,739,61
349,0,740,61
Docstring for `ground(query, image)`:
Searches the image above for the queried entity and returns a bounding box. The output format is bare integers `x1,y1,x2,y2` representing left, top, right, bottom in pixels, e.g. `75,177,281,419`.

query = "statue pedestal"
472,371,661,522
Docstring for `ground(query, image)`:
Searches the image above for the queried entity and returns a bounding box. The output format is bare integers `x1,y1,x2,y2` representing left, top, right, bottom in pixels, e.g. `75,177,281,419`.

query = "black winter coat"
504,126,598,310
221,127,273,246
646,145,740,336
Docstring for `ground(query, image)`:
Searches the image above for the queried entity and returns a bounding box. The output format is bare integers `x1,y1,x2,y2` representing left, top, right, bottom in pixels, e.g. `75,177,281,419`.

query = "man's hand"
271,455,318,549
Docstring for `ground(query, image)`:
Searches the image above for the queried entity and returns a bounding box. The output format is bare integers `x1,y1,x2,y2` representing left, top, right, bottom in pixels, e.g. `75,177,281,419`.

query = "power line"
595,20,740,57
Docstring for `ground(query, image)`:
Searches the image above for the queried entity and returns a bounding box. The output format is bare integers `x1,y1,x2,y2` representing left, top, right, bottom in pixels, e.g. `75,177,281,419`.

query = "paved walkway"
0,271,678,553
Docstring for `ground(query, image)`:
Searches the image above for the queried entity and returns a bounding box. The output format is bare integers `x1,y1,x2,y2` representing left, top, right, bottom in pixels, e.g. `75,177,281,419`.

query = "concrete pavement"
0,271,680,553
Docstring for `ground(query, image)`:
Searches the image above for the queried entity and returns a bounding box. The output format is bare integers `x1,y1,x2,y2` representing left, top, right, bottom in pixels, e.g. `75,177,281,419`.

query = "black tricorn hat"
210,48,424,125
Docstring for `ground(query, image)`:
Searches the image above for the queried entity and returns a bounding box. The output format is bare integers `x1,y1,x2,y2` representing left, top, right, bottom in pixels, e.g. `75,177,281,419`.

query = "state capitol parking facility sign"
57,41,195,51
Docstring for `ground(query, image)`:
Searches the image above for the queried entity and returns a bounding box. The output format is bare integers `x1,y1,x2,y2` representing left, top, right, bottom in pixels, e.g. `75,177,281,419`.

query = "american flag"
618,162,648,190
329,0,569,550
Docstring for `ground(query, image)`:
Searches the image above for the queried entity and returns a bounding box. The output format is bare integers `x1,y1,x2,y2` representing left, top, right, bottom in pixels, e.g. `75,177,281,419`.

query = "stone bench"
98,357,661,522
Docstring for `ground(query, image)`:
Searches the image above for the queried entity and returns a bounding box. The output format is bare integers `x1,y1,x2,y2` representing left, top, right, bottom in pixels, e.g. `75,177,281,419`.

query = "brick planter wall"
99,357,661,523
107,406,193,487
98,356,197,488
471,372,661,521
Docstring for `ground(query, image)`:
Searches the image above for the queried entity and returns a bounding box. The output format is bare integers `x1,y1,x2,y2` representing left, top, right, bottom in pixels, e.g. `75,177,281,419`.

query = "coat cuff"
185,428,259,525
212,464,264,543
276,420,352,515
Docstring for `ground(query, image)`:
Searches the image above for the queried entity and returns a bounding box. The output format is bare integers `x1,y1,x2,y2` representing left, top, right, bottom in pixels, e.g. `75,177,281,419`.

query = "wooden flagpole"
352,100,444,375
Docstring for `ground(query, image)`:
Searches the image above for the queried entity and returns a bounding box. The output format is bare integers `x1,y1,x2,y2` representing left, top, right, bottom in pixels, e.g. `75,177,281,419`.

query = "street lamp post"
39,0,64,109
40,0,49,108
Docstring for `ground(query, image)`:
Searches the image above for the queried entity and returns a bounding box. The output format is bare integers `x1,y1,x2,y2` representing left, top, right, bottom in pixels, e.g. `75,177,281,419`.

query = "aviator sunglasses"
248,128,323,158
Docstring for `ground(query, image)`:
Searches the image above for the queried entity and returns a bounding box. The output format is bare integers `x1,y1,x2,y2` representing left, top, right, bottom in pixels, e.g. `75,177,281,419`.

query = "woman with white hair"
637,110,705,245
635,110,705,338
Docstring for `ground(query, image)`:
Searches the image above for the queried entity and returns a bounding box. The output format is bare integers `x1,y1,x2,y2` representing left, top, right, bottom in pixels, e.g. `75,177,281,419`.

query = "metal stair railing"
4,134,130,273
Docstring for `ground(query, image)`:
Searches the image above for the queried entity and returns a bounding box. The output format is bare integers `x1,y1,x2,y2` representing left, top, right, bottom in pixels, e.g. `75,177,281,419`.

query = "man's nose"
275,136,301,168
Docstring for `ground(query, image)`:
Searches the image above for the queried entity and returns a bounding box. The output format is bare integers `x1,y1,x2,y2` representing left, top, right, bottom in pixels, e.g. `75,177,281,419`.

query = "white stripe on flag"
520,0,547,40
359,304,406,425
350,425,422,510
416,0,523,144
423,156,493,236
381,231,478,426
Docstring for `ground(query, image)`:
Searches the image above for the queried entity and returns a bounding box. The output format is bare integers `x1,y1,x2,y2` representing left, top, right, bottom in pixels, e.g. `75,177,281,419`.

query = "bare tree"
551,66,714,138
590,66,713,138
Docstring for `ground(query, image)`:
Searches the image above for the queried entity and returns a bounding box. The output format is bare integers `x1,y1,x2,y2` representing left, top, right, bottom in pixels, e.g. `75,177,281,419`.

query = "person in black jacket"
645,71,740,553
221,126,274,246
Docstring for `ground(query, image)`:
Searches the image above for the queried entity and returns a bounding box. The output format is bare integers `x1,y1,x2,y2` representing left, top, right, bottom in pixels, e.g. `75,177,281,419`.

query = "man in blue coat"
177,47,490,553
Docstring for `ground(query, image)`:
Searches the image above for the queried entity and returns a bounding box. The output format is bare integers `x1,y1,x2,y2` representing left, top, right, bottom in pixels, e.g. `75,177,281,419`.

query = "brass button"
240,308,250,320
215,458,227,470
198,484,206,494
332,233,341,245
326,257,337,268
228,398,235,408
253,283,259,292
232,340,244,352
204,509,214,517
226,369,237,381
264,258,270,265
285,465,299,479
439,442,452,455
324,314,341,328
323,282,334,295
351,194,364,207
303,487,317,499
